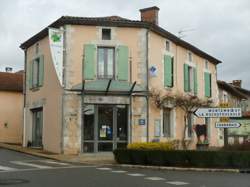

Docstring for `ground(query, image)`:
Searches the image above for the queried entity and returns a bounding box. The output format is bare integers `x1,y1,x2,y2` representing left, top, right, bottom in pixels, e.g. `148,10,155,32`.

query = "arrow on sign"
215,122,241,128
194,108,242,118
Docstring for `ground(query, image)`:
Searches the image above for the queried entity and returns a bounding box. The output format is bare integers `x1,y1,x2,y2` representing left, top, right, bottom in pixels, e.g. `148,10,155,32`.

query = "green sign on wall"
228,118,250,136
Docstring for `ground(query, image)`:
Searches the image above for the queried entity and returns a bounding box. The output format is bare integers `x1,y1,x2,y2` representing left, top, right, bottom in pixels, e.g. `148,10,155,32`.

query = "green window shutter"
164,55,173,87
184,64,189,92
193,67,198,95
117,45,129,81
209,74,212,97
29,61,33,89
38,55,44,87
205,72,211,97
83,44,96,80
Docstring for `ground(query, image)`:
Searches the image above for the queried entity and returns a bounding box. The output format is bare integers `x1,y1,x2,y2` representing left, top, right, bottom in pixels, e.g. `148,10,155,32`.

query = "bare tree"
151,89,213,149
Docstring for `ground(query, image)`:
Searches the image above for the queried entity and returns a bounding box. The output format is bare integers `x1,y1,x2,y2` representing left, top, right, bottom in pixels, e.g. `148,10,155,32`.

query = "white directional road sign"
215,122,241,128
194,108,242,118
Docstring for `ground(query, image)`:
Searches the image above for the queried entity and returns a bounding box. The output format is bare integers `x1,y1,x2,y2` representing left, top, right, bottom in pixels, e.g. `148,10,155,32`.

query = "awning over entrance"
72,80,146,96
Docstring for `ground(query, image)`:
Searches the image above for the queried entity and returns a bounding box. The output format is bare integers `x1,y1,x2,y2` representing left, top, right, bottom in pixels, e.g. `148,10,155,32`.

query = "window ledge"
30,87,40,92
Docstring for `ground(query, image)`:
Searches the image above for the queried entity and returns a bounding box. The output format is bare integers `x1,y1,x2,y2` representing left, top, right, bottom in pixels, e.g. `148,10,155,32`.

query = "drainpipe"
23,50,27,147
61,26,67,154
129,56,132,144
146,29,149,142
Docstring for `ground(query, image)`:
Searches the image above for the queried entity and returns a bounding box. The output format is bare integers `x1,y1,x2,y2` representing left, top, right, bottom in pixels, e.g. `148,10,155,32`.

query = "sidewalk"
0,143,115,164
0,143,246,173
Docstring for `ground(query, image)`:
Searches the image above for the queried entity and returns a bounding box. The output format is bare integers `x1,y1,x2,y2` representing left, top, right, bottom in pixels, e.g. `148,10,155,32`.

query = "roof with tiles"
20,15,222,65
217,80,248,100
0,71,23,92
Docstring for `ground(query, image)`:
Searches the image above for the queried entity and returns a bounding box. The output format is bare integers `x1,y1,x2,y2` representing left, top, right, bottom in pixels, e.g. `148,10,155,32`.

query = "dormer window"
188,51,192,62
102,28,111,40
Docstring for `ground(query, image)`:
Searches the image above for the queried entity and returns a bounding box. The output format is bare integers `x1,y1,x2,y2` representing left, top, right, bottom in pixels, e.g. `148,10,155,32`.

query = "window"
32,108,43,147
166,41,170,51
188,66,194,92
204,72,212,97
32,58,40,88
97,47,114,79
205,60,208,69
164,55,174,87
163,108,172,137
29,55,44,89
205,118,210,140
187,114,193,138
184,64,197,94
35,43,39,54
188,51,192,62
102,29,111,40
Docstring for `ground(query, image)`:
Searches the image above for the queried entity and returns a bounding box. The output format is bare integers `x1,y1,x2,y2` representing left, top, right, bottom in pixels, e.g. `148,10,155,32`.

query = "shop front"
83,104,128,152
77,79,145,153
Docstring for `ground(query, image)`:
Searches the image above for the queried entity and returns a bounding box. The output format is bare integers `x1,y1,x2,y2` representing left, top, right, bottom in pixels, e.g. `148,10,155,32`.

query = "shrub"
127,142,175,151
221,142,250,151
113,149,250,168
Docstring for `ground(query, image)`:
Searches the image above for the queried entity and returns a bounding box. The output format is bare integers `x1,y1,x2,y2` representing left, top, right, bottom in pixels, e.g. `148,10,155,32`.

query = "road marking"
96,167,112,170
127,173,145,177
145,177,165,181
0,165,17,171
0,165,96,173
111,170,127,173
166,181,189,185
38,160,70,166
11,161,52,169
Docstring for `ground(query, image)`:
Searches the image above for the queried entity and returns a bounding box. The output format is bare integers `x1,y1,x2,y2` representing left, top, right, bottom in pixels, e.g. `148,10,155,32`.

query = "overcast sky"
0,0,249,88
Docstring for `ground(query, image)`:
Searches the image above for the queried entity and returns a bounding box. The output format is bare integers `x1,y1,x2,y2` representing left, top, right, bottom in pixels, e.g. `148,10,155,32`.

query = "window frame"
32,58,40,88
163,108,173,137
188,51,193,62
186,113,193,139
166,40,170,51
102,28,111,40
97,46,115,79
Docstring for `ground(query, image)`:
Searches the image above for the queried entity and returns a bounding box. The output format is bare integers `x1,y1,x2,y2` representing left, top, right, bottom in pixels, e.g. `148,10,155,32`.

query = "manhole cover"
0,179,29,185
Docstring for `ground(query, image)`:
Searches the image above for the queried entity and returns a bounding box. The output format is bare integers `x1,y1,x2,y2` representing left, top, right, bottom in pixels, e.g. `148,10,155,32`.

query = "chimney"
140,6,160,25
5,67,13,73
231,80,242,88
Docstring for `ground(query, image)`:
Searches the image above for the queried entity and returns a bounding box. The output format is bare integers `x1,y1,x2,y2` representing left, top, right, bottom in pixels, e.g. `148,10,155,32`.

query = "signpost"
215,122,241,128
195,104,242,147
194,108,242,118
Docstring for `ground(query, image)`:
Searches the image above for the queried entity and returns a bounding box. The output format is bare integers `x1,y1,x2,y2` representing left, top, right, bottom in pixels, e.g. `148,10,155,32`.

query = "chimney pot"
5,67,13,73
140,6,160,25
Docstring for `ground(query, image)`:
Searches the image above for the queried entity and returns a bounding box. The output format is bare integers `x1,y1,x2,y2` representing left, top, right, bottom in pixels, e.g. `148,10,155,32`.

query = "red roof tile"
0,71,23,92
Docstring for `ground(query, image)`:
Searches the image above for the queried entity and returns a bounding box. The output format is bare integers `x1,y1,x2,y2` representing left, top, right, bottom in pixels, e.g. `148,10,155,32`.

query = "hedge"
113,149,250,168
127,142,175,151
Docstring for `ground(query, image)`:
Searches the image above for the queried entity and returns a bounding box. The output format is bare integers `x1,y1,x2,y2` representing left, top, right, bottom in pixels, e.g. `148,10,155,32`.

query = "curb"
112,164,241,173
0,143,65,161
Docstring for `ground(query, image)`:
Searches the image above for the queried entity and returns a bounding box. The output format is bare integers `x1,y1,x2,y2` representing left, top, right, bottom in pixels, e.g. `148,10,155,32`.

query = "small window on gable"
205,60,209,69
188,51,192,62
102,28,111,40
166,40,170,51
35,43,39,54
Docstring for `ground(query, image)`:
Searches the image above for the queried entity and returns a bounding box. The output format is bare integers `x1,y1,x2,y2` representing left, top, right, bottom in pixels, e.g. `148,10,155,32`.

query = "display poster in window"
100,125,107,138
49,27,64,86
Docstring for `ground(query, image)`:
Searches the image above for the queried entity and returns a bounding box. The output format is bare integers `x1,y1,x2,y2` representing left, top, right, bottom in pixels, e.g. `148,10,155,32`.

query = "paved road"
0,148,249,187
